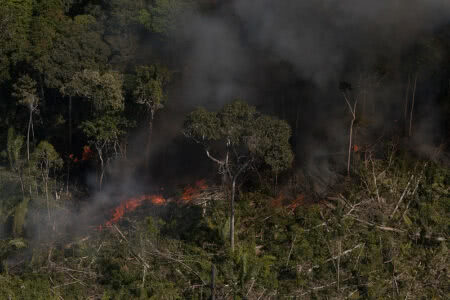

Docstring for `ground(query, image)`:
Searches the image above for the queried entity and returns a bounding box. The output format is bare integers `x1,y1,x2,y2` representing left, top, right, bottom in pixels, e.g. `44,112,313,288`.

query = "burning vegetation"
104,194,166,227
0,0,449,299
98,180,214,229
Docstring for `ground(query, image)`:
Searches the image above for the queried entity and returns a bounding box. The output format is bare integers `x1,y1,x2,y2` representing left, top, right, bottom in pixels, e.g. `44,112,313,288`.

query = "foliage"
0,0,33,81
31,141,63,172
184,100,294,175
64,69,124,112
134,64,171,115
0,0,448,298
12,75,38,110
6,128,25,173
137,0,191,35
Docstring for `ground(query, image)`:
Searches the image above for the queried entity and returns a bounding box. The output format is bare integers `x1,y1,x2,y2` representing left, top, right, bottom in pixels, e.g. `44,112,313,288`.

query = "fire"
98,180,208,230
270,194,284,208
181,179,208,203
286,194,305,211
270,194,306,211
104,194,166,227
82,145,93,161
68,146,93,163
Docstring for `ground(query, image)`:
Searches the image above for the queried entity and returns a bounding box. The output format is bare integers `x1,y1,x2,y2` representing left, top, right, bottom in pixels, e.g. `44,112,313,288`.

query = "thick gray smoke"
174,0,450,190
180,0,450,100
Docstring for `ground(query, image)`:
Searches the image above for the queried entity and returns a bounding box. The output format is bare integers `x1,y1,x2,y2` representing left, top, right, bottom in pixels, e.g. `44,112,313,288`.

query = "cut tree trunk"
27,110,32,162
145,110,154,168
230,179,235,252
343,93,357,176
69,95,72,150
404,74,411,135
409,74,418,137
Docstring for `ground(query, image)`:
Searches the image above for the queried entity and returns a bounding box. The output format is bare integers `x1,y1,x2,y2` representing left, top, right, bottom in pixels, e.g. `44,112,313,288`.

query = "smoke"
4,1,449,252
169,0,450,188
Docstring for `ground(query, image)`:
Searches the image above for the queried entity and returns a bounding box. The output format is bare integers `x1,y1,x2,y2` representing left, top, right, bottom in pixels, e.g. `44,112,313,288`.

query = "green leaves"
0,0,33,81
134,64,171,114
184,107,220,141
80,114,128,145
6,128,24,170
184,99,294,174
12,75,38,110
31,141,63,171
64,69,124,112
137,0,190,36
249,115,294,174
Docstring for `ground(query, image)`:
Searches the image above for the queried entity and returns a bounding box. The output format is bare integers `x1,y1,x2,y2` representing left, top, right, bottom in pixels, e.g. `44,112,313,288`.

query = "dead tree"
342,92,358,176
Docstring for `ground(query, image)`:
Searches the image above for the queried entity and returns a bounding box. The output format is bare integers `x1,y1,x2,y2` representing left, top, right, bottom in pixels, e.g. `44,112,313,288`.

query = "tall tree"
6,128,26,201
31,141,63,223
183,100,294,251
80,115,128,190
66,69,126,190
133,64,171,167
12,75,39,162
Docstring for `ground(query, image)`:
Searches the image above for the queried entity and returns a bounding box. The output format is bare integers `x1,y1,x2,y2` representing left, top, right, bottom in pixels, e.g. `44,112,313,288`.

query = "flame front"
98,180,208,230
181,179,208,203
104,194,166,227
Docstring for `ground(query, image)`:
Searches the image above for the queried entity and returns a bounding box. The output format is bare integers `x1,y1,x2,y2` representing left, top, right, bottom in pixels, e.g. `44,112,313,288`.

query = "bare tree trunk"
45,174,50,223
68,95,72,150
97,147,104,191
348,117,355,176
409,74,418,137
229,161,251,252
404,74,411,135
18,171,25,201
295,105,300,141
27,109,32,162
66,97,72,195
31,114,35,144
343,93,357,176
230,178,236,252
145,110,154,168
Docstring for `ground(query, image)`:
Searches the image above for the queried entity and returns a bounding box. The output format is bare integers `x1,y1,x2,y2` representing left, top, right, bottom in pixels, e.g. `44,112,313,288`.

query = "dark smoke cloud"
181,0,450,92
172,0,450,189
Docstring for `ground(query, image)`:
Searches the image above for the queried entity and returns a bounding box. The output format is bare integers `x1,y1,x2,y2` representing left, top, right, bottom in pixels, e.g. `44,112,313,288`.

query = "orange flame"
181,180,208,203
286,194,305,211
82,145,93,161
104,194,166,227
97,180,208,231
270,194,306,211
270,194,284,208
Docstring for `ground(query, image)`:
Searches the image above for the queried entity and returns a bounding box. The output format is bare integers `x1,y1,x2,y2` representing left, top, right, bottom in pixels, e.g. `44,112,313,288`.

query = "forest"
0,0,449,299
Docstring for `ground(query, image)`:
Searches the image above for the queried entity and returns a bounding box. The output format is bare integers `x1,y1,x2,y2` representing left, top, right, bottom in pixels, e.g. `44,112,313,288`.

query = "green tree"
64,69,124,111
133,64,171,167
183,100,294,251
66,69,126,190
80,115,128,190
12,75,39,162
0,0,32,82
6,128,29,237
137,0,189,36
31,141,63,222
6,128,26,200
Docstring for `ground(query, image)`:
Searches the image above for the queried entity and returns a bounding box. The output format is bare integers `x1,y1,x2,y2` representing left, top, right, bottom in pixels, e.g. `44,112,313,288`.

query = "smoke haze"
163,0,449,189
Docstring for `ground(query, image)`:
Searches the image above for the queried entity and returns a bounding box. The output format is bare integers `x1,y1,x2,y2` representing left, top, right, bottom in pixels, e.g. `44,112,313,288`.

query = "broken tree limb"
390,174,414,218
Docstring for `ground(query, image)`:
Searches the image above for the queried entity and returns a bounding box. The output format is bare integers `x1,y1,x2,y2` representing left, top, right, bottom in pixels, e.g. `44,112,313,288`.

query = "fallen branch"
307,243,364,273
286,235,297,267
347,215,405,233
390,174,414,218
